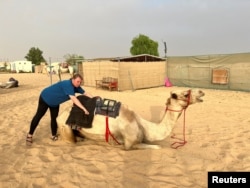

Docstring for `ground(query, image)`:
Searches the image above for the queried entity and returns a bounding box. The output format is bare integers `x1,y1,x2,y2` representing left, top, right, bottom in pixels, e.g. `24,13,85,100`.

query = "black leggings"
29,96,59,136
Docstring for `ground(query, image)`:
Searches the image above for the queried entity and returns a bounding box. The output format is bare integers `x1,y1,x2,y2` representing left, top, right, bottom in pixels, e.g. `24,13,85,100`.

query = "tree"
64,54,84,65
25,47,46,65
130,34,159,56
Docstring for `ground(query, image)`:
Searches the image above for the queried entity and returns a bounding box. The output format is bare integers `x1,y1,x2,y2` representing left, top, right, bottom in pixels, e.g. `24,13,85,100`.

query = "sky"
1,0,250,62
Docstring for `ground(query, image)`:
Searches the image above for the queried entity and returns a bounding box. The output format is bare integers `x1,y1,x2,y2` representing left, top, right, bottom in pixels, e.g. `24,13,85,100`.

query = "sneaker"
51,135,58,141
26,134,33,146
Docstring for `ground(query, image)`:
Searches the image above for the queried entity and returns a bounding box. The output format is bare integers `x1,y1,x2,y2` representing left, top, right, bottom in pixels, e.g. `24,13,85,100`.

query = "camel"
44,62,75,80
57,89,205,150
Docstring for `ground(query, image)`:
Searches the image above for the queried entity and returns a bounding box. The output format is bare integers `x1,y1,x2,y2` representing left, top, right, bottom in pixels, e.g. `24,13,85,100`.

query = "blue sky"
1,0,250,61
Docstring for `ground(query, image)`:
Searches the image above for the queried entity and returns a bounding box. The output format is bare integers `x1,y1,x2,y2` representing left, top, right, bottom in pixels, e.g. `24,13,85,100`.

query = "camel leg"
119,121,143,150
58,69,61,81
68,66,74,78
121,121,162,150
123,139,135,150
123,131,142,150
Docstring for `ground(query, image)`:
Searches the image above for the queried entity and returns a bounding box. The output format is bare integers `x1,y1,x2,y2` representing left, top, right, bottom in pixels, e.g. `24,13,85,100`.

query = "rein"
105,116,121,145
167,90,191,149
168,108,187,149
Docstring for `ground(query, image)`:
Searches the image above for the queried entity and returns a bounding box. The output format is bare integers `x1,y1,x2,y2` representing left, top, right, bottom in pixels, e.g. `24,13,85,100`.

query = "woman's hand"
83,109,89,115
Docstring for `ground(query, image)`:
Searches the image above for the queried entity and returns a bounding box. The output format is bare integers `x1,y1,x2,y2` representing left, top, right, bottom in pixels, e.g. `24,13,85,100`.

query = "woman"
26,73,92,145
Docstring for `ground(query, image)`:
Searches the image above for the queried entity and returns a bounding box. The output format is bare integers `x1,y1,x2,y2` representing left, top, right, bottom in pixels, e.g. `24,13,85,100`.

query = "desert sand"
0,73,249,188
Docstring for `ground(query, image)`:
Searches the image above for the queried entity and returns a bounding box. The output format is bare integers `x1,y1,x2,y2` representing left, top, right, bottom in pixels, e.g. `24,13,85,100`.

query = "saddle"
95,98,121,118
66,95,97,128
65,96,121,129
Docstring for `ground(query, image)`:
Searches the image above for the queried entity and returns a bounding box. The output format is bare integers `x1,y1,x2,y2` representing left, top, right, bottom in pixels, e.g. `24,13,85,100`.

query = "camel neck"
161,106,184,130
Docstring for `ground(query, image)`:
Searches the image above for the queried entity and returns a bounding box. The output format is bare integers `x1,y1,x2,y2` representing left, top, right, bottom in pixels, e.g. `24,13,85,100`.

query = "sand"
0,73,249,188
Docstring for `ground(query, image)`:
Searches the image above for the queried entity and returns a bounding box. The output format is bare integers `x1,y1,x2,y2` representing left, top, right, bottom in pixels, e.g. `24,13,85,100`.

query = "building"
10,61,32,73
81,54,166,91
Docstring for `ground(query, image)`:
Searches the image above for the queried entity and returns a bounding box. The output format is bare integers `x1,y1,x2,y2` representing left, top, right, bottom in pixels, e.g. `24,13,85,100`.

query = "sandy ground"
0,73,249,188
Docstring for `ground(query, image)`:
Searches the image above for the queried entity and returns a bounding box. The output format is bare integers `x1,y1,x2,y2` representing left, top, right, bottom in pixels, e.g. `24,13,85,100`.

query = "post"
49,57,52,85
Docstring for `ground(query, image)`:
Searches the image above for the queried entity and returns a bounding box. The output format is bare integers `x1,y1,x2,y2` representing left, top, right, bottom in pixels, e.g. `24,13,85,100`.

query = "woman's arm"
69,95,89,115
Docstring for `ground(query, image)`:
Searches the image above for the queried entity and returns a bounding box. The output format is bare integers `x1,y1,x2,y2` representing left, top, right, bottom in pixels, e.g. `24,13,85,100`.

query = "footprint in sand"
39,152,59,162
237,153,247,160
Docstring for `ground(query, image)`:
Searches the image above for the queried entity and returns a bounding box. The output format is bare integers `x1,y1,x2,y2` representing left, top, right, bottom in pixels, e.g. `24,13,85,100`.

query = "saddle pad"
66,95,98,128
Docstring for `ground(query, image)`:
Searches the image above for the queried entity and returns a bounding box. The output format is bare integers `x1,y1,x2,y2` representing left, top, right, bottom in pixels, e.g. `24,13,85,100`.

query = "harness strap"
105,116,121,145
167,89,191,149
105,116,109,142
170,109,187,149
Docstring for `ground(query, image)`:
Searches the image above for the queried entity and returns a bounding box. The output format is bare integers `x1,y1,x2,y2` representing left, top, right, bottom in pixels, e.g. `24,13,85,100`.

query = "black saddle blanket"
66,95,121,128
66,95,97,128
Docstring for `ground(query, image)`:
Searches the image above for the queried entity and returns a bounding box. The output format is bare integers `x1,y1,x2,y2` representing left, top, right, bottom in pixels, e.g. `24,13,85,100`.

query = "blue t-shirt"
41,79,85,107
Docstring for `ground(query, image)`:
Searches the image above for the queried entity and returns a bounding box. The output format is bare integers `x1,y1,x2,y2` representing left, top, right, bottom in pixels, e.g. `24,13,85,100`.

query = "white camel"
45,62,75,80
57,89,205,150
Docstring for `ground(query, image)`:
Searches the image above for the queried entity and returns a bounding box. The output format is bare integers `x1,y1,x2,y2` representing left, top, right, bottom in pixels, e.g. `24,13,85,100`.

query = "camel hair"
57,89,205,150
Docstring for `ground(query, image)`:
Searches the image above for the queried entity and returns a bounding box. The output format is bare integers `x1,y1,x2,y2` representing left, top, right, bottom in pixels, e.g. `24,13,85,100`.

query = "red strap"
105,116,121,145
168,90,191,149
170,109,187,149
105,116,109,142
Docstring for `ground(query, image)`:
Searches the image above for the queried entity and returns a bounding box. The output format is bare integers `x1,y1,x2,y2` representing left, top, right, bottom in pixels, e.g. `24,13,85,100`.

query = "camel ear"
171,93,178,99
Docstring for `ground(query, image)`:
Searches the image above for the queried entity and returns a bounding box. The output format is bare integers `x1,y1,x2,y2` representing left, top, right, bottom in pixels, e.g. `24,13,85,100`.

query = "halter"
166,90,191,149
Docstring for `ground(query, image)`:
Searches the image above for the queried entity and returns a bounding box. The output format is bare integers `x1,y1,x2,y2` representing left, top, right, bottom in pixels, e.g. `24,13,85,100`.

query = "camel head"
166,89,205,108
